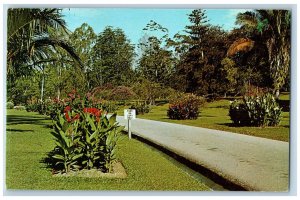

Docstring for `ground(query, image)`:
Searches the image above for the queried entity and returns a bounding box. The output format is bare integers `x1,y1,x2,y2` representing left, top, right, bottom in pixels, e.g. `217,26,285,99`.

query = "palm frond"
227,38,255,56
32,37,84,68
235,11,258,28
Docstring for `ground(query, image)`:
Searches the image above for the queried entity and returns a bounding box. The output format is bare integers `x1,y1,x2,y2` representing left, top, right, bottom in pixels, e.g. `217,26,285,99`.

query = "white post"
128,119,131,139
124,109,135,140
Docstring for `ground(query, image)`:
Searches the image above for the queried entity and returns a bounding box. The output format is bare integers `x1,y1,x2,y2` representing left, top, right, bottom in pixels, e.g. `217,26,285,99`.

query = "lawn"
123,99,290,142
5,109,210,191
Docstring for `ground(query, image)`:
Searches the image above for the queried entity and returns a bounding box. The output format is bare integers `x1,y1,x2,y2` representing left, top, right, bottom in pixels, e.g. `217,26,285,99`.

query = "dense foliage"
229,93,282,127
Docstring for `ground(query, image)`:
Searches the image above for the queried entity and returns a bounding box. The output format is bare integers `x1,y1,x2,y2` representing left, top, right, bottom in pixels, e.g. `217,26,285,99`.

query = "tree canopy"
7,8,291,105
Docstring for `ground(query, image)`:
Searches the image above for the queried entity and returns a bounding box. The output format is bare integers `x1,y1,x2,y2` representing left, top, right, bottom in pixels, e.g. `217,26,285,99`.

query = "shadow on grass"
217,122,244,127
6,114,50,126
200,115,216,118
6,128,34,133
209,105,229,109
39,150,60,173
43,124,53,129
218,122,290,129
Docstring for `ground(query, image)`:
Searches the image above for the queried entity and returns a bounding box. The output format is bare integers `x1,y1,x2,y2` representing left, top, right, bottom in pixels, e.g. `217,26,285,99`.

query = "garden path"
116,116,289,191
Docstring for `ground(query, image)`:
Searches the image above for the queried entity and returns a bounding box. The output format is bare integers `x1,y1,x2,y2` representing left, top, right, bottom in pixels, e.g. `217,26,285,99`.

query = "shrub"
6,102,14,109
109,86,136,101
167,94,204,120
129,102,150,115
49,94,124,174
26,103,39,112
229,93,282,127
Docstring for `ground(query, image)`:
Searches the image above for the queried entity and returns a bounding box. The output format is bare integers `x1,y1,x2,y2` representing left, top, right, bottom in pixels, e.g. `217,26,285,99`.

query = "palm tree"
7,8,83,77
228,10,291,97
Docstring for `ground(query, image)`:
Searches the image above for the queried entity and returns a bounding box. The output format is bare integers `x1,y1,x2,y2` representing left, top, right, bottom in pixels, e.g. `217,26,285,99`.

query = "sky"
61,8,249,45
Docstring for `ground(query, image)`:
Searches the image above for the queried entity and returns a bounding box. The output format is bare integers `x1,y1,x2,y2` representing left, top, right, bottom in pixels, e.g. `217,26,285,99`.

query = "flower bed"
48,91,124,174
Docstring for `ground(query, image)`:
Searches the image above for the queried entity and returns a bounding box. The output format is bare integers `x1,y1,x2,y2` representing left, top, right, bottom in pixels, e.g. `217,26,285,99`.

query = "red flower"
83,107,102,121
64,106,72,122
64,106,71,112
72,114,80,121
65,113,71,122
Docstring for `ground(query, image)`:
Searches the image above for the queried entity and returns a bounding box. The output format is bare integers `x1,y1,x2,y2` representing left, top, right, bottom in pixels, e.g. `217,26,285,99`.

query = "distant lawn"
133,100,290,142
6,109,209,191
279,92,290,101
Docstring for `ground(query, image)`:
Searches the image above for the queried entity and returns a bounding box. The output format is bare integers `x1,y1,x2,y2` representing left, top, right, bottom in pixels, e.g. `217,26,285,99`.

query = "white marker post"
124,109,136,139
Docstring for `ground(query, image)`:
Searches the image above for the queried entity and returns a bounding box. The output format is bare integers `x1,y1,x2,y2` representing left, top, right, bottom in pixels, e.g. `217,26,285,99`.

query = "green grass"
6,109,210,191
279,92,290,100
134,100,290,142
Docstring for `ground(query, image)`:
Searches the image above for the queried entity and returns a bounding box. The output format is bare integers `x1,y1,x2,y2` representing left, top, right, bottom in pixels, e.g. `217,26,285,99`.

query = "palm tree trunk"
41,72,45,102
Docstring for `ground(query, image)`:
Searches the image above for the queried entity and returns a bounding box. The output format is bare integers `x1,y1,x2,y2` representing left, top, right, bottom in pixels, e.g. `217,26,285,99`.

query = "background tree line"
7,8,291,105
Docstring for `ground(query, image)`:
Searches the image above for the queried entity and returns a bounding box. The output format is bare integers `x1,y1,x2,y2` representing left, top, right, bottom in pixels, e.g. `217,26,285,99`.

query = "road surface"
116,116,289,191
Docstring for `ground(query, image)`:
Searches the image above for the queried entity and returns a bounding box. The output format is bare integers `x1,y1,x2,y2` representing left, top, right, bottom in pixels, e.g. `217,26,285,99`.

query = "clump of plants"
6,101,14,109
229,93,282,127
129,101,150,115
167,93,205,120
49,91,124,174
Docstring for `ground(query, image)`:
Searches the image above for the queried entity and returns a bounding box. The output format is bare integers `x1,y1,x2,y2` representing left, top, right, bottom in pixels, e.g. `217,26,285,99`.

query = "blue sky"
62,8,248,45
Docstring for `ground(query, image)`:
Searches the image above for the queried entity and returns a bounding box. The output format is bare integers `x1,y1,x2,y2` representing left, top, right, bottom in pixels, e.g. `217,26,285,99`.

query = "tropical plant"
7,8,84,107
8,9,78,74
229,93,282,127
51,112,83,173
49,92,124,174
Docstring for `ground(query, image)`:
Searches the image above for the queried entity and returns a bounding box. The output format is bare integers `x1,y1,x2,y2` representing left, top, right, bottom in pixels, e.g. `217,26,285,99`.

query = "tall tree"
233,10,291,97
136,21,175,86
69,23,97,90
172,9,210,95
137,36,174,86
92,26,135,87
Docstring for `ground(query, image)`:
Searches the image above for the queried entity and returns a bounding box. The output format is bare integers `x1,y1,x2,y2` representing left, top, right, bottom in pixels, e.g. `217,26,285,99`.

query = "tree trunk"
57,64,61,100
41,71,45,102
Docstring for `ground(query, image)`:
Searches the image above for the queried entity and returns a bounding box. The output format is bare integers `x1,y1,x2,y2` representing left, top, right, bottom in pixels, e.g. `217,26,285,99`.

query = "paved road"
116,116,289,191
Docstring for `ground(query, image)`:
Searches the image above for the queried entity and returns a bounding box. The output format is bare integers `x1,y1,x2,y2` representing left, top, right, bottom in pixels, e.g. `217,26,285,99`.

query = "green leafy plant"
229,93,282,127
49,91,124,174
51,112,82,173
